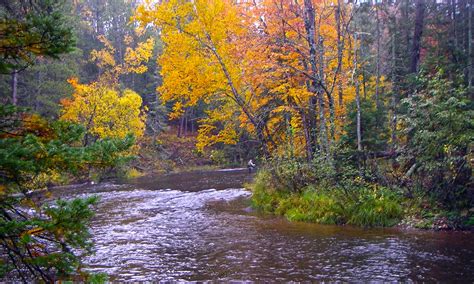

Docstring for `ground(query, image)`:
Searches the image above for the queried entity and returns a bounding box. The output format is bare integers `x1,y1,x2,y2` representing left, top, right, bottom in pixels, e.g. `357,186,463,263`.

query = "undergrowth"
250,170,404,227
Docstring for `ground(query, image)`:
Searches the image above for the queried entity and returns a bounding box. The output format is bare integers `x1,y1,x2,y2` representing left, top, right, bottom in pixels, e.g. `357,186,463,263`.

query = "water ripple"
60,173,474,282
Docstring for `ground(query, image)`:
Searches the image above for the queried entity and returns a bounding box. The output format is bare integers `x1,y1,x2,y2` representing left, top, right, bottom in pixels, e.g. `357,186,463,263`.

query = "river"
57,169,474,282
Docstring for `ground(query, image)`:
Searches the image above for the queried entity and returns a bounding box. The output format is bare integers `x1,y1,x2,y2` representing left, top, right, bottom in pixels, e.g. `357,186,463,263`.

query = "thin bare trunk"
11,70,18,106
191,108,195,133
469,0,473,93
353,33,362,152
375,7,381,109
35,71,41,111
390,33,398,150
178,115,184,137
319,37,333,151
300,112,313,161
336,0,345,108
184,110,188,136
452,0,458,55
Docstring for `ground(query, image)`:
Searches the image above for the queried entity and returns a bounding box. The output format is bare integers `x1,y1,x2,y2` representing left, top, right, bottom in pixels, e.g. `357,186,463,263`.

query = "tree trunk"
336,0,345,108
178,115,184,137
300,111,313,161
319,37,332,153
390,33,398,150
35,70,41,111
353,34,362,152
452,0,458,59
191,108,195,133
410,0,426,74
94,0,104,35
302,59,318,161
469,0,473,94
184,110,188,136
303,0,329,158
375,6,381,109
11,70,18,106
319,37,336,143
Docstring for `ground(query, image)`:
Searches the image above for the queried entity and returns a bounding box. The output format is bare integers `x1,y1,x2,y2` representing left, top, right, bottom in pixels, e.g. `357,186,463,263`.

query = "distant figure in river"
248,159,256,174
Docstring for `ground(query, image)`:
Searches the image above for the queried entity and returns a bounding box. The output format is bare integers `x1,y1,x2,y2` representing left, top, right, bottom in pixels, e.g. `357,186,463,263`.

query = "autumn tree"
247,0,354,160
136,0,258,152
60,34,154,146
61,78,146,144
135,0,355,160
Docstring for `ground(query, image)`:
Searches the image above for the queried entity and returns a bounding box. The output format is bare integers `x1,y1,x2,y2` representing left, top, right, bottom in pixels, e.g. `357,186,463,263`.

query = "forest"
0,0,473,282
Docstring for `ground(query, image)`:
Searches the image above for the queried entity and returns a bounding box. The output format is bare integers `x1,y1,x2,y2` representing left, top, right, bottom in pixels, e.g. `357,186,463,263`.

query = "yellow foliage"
135,0,245,150
61,78,146,141
90,34,154,84
125,168,144,179
135,0,359,156
124,37,155,74
60,31,154,149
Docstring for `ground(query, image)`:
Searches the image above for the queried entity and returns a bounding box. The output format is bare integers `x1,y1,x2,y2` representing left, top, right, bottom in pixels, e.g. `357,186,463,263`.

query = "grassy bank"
249,170,474,229
250,170,403,227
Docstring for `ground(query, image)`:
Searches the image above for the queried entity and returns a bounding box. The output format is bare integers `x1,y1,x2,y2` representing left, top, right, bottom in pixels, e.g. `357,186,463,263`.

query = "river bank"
248,169,474,231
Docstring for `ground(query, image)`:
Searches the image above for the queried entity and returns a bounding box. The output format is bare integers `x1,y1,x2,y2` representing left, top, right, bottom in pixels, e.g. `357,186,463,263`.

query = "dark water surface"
59,169,474,282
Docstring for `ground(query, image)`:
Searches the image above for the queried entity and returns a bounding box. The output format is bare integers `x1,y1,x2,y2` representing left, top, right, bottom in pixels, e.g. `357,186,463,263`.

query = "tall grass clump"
249,158,404,227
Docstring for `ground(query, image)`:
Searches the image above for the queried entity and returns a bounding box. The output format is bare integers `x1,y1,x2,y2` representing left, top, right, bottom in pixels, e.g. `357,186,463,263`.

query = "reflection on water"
62,169,474,282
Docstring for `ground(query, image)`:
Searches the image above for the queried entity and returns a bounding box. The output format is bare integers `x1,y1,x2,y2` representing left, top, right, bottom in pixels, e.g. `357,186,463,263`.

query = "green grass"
249,171,404,227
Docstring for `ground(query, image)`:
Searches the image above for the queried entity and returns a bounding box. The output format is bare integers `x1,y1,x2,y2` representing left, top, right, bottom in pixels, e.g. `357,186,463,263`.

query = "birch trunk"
303,0,329,158
11,70,18,106
353,33,362,152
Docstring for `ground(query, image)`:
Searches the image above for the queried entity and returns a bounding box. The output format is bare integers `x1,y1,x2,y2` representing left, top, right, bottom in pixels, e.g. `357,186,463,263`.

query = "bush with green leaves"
0,105,133,281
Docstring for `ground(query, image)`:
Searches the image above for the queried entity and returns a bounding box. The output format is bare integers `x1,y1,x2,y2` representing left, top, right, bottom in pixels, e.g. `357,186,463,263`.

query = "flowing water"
58,169,474,282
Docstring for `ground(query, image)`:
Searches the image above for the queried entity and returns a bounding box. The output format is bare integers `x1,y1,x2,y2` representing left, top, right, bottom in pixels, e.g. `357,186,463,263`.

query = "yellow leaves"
90,34,154,84
135,0,357,156
60,80,146,141
135,0,250,151
124,35,134,46
60,31,153,152
97,34,114,51
196,122,238,152
169,101,185,120
90,36,116,69
124,37,155,74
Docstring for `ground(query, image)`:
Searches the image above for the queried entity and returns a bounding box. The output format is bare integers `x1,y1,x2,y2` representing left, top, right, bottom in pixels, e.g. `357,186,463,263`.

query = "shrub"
399,71,473,208
250,169,404,227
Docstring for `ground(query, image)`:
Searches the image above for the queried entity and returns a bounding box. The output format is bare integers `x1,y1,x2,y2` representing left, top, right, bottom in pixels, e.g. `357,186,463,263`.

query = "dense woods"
0,0,473,281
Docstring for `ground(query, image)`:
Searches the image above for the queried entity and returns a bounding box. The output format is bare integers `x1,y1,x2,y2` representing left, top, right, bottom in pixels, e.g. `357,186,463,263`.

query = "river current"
56,169,474,282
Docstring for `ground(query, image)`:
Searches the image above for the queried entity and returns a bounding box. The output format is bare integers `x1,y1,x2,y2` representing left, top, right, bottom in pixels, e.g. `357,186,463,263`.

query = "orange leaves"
136,0,357,155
